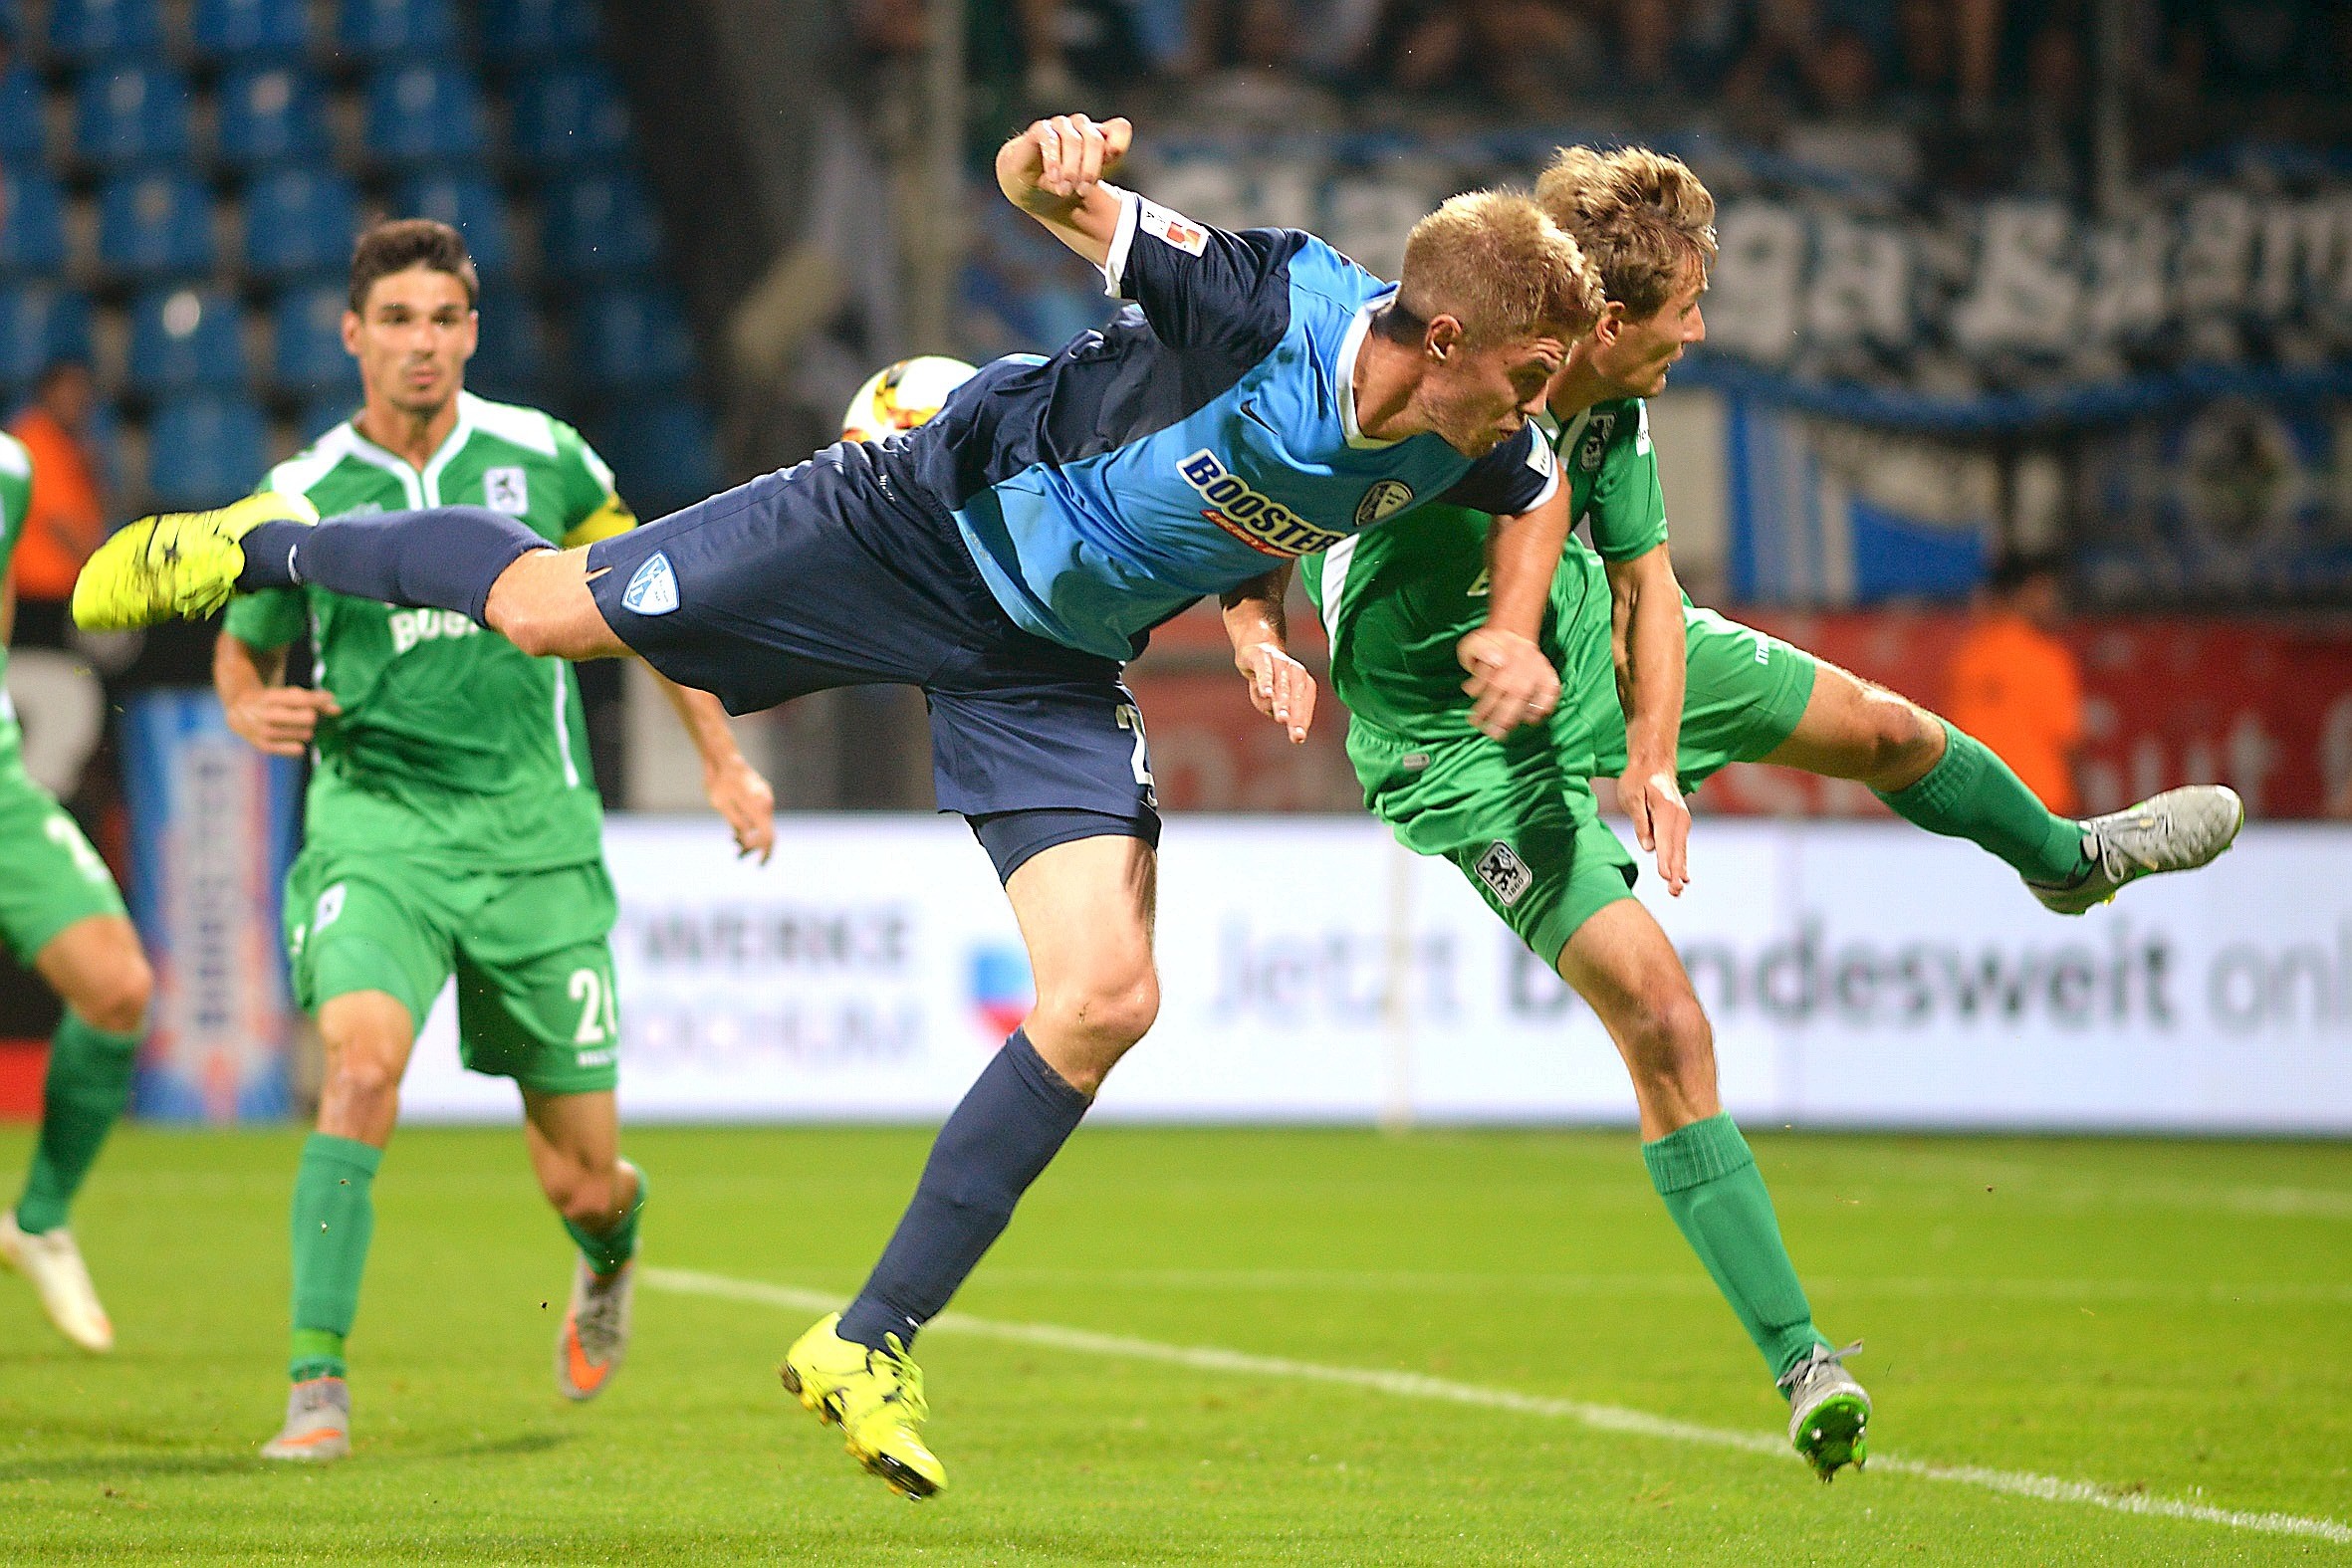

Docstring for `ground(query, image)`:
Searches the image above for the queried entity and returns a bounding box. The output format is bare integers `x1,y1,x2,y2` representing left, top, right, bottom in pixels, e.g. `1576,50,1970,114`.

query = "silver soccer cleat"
555,1257,634,1402
2029,784,2245,916
0,1211,114,1352
261,1376,352,1462
1779,1339,1869,1482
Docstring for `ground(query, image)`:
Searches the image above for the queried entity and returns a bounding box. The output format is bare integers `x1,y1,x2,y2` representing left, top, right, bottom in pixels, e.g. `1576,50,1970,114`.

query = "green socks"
1876,720,2088,885
288,1133,381,1382
14,1012,140,1235
1643,1113,1827,1382
563,1162,645,1277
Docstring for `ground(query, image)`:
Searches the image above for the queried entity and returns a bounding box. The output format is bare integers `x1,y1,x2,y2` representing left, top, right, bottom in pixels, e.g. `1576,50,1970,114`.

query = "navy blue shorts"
586,443,1161,843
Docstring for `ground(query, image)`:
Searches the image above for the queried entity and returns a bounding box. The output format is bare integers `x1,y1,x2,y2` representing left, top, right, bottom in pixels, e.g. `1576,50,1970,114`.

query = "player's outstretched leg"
523,1091,645,1403
2,914,150,1352
1757,661,2241,912
1557,900,1869,1481
781,834,1157,1499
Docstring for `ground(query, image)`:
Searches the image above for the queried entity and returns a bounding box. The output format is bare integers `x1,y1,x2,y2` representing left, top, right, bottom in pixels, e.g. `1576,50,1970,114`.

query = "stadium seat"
508,65,632,170
0,286,94,390
190,0,314,60
215,67,330,169
298,392,357,444
271,283,356,396
576,288,695,390
0,173,69,275
124,286,249,396
480,0,599,62
396,172,516,277
540,171,663,278
591,401,720,515
241,168,360,281
363,65,488,166
467,290,548,401
0,66,49,162
144,394,268,509
334,0,458,61
44,0,164,63
72,66,194,171
95,171,215,281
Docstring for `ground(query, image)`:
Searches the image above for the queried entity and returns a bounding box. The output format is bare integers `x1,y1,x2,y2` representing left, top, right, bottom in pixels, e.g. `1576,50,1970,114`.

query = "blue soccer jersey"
881,188,1560,661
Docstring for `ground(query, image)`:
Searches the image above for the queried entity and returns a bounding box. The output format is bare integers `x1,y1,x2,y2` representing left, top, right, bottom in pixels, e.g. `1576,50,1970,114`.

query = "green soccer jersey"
222,392,636,872
1303,397,1666,744
0,430,38,773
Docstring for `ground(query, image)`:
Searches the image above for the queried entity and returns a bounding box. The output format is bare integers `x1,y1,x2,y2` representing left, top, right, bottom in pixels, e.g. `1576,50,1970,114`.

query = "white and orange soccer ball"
841,355,977,444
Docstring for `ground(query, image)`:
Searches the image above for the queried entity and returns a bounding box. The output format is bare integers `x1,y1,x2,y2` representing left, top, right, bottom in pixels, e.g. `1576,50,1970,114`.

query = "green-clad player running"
0,432,155,1353
1232,147,2242,1481
212,221,776,1461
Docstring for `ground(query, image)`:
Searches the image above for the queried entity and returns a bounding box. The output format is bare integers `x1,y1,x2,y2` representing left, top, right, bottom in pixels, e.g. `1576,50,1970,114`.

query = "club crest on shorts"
1355,479,1414,529
1474,841,1532,907
621,552,680,616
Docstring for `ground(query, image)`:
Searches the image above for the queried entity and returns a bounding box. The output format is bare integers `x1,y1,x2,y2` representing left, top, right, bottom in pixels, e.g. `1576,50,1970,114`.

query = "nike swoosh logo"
1239,399,1282,436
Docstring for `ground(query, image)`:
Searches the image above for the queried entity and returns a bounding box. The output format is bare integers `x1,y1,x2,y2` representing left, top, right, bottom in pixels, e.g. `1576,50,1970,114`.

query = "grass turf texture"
0,1126,2345,1565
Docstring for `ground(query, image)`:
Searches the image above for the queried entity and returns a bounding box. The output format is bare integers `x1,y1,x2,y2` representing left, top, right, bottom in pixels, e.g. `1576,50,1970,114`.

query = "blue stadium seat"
299,393,357,444
216,67,330,169
363,65,488,166
125,286,248,396
541,172,663,278
272,283,355,395
145,394,269,509
0,286,95,390
96,172,214,281
45,0,164,62
508,65,631,169
73,66,194,171
396,172,515,277
0,67,48,163
0,174,68,275
467,291,547,401
576,288,695,390
191,0,313,59
335,0,458,60
242,168,360,281
592,401,720,515
480,0,599,61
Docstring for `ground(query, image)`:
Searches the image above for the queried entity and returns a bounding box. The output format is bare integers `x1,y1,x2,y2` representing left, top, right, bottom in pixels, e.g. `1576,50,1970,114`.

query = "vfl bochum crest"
1354,479,1415,529
621,552,680,615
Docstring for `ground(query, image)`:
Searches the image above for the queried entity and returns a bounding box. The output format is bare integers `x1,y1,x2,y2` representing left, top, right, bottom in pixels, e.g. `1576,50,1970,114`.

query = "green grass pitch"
0,1124,2345,1564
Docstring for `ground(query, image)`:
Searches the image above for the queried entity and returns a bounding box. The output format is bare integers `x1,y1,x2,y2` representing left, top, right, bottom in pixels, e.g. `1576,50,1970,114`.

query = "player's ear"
1425,314,1465,362
1593,299,1628,345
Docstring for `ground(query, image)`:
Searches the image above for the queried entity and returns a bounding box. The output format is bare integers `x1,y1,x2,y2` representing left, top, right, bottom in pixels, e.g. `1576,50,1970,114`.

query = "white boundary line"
645,1265,2352,1547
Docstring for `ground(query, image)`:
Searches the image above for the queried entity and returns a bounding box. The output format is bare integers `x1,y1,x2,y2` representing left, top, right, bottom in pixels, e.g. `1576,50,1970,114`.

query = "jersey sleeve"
1430,424,1559,518
1586,402,1668,561
0,434,31,561
1098,185,1308,356
553,421,636,548
223,586,307,650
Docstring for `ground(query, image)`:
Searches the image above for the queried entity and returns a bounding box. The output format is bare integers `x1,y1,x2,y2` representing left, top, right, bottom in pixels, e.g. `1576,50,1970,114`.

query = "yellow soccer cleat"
70,491,318,630
779,1312,946,1500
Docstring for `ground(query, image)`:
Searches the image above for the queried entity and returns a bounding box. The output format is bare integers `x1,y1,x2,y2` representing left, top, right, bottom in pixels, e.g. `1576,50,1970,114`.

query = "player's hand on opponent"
705,756,777,865
999,112,1132,212
225,684,340,758
1457,627,1559,741
1619,763,1691,896
1236,641,1315,744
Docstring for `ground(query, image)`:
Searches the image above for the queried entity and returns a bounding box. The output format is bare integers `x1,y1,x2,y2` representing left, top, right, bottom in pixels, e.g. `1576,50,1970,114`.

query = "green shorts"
0,760,128,963
284,848,622,1094
1349,606,1818,966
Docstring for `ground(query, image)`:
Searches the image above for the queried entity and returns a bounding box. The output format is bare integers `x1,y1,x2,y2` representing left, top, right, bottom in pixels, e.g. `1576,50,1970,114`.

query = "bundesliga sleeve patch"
1137,198,1209,256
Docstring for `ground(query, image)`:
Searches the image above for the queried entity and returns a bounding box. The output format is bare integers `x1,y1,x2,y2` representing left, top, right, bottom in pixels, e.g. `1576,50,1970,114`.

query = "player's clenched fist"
226,685,341,758
1456,626,1559,740
998,113,1132,212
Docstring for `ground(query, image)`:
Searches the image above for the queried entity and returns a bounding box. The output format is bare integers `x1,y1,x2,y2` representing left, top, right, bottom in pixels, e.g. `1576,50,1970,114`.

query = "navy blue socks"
837,1030,1091,1351
236,509,548,624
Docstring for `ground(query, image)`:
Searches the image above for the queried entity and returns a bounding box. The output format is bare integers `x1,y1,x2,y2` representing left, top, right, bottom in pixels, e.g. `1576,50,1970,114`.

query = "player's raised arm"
997,113,1134,268
1221,565,1315,745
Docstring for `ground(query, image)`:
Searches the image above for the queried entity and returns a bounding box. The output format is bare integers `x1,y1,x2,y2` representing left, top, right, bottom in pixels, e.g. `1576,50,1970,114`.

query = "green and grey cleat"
260,1375,351,1462
1779,1340,1869,1482
2029,784,2246,915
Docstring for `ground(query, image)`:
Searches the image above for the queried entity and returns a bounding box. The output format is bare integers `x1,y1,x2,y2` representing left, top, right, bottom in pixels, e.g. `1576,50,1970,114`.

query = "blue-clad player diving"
75,113,1607,1497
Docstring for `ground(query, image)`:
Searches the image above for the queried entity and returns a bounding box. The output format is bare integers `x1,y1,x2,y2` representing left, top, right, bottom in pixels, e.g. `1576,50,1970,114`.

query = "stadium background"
0,0,2346,1129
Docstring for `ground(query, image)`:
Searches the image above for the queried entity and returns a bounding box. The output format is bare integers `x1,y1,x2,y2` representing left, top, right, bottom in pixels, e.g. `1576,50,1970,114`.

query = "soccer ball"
841,355,977,444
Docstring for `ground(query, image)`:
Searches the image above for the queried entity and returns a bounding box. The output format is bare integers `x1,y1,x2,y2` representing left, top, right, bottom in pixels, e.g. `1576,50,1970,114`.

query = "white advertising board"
399,816,2352,1132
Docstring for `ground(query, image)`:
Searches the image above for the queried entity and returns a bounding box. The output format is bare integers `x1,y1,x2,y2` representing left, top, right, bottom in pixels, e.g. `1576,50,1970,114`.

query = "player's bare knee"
1624,986,1713,1085
72,954,151,1036
1862,696,1945,790
1073,968,1160,1050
